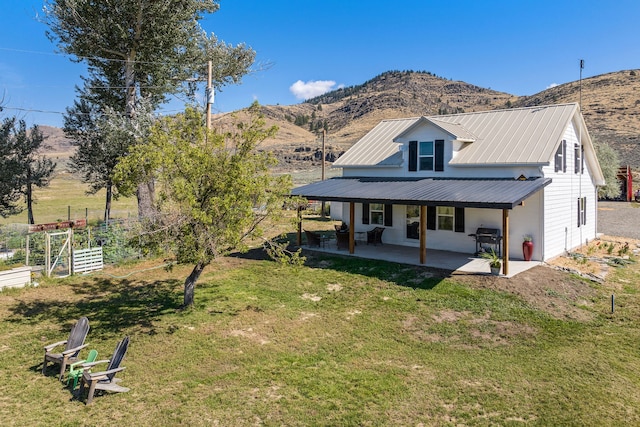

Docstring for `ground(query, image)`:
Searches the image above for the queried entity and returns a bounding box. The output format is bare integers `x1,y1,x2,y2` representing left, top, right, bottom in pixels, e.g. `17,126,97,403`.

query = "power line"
0,46,188,67
3,104,226,119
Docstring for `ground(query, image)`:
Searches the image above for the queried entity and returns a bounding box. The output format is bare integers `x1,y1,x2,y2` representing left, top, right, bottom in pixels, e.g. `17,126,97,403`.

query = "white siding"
333,108,601,263
342,120,546,180
542,122,598,260
507,191,544,260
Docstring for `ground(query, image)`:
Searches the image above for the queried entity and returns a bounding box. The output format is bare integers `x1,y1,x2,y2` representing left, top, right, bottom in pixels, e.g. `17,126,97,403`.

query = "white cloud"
546,83,559,89
289,80,337,100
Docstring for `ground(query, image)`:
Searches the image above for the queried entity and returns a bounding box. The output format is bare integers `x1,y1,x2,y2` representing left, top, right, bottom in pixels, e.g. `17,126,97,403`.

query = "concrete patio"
301,237,540,278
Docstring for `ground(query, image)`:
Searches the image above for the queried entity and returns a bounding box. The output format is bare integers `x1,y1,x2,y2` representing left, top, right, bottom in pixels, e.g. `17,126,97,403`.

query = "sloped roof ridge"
425,102,578,119
379,116,421,123
427,117,479,140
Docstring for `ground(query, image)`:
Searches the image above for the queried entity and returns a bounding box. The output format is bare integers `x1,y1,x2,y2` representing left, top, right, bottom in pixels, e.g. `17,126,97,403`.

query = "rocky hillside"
209,69,640,170
513,70,640,166
43,69,640,170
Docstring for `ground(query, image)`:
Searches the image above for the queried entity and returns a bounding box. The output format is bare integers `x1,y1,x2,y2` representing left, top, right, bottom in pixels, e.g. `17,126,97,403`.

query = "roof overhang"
291,177,552,210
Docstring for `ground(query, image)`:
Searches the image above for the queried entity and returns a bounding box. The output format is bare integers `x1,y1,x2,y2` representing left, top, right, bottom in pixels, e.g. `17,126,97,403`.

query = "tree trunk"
26,181,34,225
184,261,206,308
136,180,156,219
104,182,113,223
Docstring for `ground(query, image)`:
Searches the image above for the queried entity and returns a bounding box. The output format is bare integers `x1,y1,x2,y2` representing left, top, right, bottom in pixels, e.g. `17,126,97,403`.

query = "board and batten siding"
542,122,598,260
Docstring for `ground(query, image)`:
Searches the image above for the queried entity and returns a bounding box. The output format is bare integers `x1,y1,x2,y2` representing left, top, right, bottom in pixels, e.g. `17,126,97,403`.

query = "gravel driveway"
598,201,640,239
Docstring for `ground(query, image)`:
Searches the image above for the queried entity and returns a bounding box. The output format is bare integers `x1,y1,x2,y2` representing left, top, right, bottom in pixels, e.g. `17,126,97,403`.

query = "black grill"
469,227,502,256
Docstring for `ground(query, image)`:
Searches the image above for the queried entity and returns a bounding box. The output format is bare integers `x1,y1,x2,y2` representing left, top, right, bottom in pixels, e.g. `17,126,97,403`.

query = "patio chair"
42,316,90,381
335,230,349,250
367,227,385,246
66,349,98,391
78,336,130,405
304,229,322,247
334,222,349,233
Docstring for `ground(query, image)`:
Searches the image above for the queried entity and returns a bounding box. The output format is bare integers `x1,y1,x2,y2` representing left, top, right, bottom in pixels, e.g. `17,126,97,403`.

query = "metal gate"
45,229,72,278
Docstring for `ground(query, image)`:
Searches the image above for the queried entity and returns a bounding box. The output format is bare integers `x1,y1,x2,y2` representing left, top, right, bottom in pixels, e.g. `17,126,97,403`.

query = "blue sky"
1,0,639,128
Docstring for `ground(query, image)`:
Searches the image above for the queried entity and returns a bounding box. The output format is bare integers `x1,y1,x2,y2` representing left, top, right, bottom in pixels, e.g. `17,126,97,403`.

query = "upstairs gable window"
419,141,434,170
409,140,445,172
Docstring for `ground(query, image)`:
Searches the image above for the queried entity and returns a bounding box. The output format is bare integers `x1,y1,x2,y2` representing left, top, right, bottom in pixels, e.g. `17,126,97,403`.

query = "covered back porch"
291,177,551,277
298,236,540,277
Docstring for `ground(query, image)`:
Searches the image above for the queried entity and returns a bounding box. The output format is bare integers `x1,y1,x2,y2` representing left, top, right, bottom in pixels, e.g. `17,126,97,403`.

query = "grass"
0,163,328,227
0,171,138,225
1,249,640,426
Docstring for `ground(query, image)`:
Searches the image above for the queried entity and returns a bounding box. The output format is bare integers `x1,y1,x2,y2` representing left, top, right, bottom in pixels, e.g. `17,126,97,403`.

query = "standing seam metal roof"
333,103,581,167
291,177,552,209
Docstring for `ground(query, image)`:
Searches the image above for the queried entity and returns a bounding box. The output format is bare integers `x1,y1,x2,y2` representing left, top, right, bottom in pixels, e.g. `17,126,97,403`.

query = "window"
419,141,434,170
409,140,444,172
370,203,384,225
574,144,583,174
362,203,393,226
406,206,420,239
555,140,567,172
578,197,587,227
426,206,465,232
437,206,454,230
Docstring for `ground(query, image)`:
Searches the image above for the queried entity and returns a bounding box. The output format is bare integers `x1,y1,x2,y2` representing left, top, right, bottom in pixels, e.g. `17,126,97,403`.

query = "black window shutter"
362,203,370,224
426,206,436,230
577,199,581,228
435,140,444,172
408,141,417,172
384,204,393,226
562,140,567,172
454,207,465,233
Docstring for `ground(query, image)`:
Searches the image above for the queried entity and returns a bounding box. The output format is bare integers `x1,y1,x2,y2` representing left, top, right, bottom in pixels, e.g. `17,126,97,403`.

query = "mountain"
38,125,74,158
42,69,640,170
210,69,640,169
513,70,640,166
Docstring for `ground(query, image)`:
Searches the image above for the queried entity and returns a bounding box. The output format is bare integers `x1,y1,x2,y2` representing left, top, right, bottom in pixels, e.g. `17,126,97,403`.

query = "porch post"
419,205,426,264
296,206,302,246
502,209,509,276
349,202,355,254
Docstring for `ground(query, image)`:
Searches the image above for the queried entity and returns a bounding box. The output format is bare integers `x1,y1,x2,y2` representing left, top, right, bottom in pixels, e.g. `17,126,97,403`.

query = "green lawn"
0,172,138,225
1,249,639,425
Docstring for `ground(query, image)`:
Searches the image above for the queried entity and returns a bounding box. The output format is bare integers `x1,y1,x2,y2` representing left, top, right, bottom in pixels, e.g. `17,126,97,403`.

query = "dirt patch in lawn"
450,235,640,321
450,266,595,321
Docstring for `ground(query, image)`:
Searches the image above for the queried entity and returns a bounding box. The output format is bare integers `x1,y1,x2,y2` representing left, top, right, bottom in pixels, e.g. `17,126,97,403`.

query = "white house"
291,103,604,273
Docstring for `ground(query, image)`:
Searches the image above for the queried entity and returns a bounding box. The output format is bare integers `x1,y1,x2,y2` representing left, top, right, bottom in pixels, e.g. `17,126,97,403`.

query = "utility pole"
579,59,584,110
206,60,213,129
322,128,326,182
321,129,326,218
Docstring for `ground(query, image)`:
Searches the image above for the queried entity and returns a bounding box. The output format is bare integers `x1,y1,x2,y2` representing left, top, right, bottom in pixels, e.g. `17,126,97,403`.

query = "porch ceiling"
291,177,552,209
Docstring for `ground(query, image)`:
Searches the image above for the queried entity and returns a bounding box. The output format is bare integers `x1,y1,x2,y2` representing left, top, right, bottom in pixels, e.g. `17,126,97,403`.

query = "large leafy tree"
13,122,56,224
593,138,621,199
114,104,298,307
65,95,154,222
44,0,255,218
0,118,56,222
0,119,23,218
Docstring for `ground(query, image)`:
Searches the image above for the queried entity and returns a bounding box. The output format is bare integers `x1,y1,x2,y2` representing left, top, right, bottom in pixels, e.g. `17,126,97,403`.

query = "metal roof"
333,117,416,168
333,103,584,168
441,104,577,166
291,177,552,209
